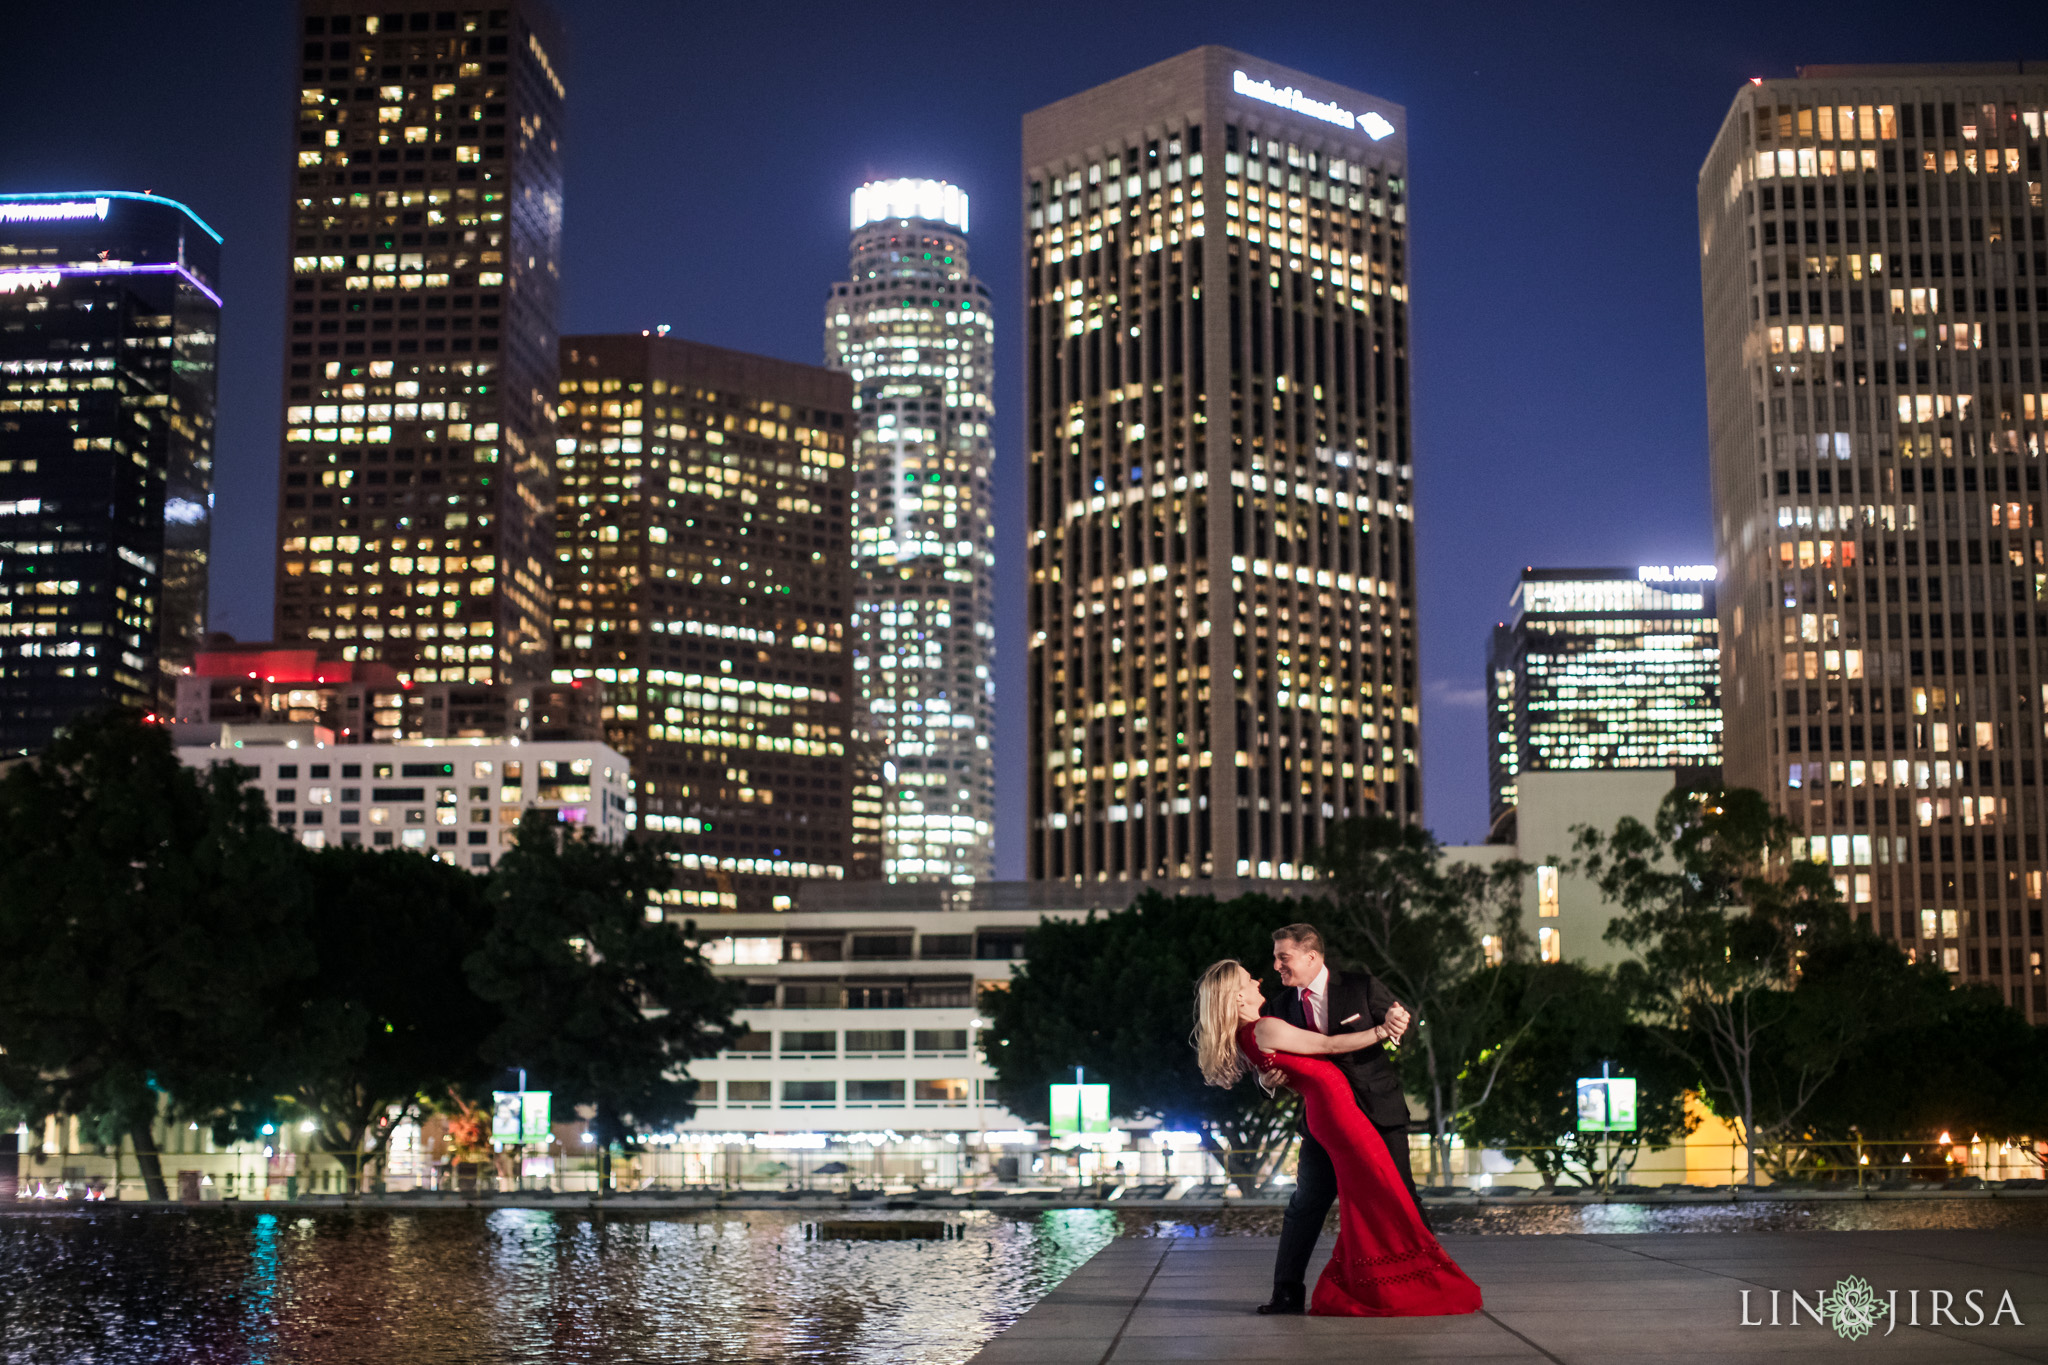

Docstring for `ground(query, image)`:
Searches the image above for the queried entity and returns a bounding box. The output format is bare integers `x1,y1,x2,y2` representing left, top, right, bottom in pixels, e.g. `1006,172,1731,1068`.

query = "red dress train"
1237,1020,1483,1317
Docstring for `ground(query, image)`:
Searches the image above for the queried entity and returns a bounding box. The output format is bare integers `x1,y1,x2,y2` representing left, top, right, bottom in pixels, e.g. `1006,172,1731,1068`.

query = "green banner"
1574,1077,1638,1132
1049,1083,1110,1137
492,1089,553,1145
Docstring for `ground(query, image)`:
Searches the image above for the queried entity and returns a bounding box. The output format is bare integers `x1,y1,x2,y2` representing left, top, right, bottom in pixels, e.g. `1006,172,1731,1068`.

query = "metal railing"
8,1135,2043,1202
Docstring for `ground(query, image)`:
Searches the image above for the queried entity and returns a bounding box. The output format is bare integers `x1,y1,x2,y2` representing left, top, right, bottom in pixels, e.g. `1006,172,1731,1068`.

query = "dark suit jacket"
1260,965,1410,1128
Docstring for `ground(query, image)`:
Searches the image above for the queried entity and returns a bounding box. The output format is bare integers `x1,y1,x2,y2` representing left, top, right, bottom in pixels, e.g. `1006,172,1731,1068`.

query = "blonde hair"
1194,959,1250,1088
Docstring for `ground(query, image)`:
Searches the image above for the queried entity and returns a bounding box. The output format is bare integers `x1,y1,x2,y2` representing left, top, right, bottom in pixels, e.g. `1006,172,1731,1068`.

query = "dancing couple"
1195,922,1482,1317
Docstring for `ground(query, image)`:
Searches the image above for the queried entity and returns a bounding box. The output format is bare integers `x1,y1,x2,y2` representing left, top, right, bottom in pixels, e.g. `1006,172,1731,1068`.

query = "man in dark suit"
1256,921,1423,1315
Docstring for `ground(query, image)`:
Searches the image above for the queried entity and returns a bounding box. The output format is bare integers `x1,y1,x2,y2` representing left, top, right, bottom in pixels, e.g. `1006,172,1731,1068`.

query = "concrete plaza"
966,1230,2048,1363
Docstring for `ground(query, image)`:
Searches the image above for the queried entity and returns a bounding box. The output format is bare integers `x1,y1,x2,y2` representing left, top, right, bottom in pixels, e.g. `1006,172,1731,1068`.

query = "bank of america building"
1025,48,1418,885
1701,64,2048,1015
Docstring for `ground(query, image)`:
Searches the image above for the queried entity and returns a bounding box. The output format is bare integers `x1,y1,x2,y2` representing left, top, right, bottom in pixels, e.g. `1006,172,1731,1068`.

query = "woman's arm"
1252,1015,1385,1057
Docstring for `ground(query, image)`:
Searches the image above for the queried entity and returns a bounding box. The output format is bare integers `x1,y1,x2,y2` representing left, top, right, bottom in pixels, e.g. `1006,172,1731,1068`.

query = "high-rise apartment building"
554,333,857,914
1487,566,1722,830
273,1,564,685
1024,48,1417,883
1701,65,2048,1016
0,192,220,753
825,179,997,884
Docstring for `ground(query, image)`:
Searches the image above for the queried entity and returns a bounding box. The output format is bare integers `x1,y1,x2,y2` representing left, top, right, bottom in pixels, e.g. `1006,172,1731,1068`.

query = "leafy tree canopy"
1454,961,1698,1189
0,710,310,1198
466,812,740,1182
271,843,497,1185
1311,815,1530,1178
979,890,1304,1193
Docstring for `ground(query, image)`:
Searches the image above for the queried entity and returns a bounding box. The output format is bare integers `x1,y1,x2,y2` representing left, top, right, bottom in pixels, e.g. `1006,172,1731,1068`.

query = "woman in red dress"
1195,959,1482,1317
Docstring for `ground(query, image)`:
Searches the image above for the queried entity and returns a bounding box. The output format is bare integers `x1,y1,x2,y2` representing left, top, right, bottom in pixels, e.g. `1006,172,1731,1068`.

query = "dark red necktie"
1300,987,1318,1033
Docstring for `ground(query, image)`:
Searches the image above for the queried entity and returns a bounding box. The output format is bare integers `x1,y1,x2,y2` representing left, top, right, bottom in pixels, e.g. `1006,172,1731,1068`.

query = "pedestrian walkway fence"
9,1128,2044,1202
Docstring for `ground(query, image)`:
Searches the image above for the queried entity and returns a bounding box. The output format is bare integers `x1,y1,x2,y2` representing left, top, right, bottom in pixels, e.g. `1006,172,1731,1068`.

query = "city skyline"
1024,48,1417,883
827,178,998,884
0,190,220,751
1702,64,2048,1019
552,333,858,913
270,0,567,686
1487,565,1722,831
10,1,2048,858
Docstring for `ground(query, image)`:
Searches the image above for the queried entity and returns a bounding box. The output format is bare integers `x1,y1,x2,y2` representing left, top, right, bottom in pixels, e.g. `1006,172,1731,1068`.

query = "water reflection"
0,1208,1119,1364
0,1201,2041,1361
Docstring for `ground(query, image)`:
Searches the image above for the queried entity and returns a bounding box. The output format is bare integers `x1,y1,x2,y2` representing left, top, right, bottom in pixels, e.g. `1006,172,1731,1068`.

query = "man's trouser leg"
1273,1130,1336,1290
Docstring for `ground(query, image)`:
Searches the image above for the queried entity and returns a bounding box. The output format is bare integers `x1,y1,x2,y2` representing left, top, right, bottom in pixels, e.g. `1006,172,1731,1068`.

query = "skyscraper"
0,192,220,753
554,333,857,915
273,0,564,686
1700,66,2048,1016
826,180,997,884
1024,48,1416,884
1487,566,1722,832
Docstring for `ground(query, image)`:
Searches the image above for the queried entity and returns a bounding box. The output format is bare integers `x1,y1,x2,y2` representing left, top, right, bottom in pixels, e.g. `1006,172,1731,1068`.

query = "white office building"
175,724,631,869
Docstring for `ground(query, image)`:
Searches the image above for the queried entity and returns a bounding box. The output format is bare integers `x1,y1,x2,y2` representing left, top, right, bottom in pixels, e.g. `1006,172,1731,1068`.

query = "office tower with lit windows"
825,179,997,884
1024,48,1416,884
1486,566,1722,832
273,1,565,685
1701,65,2048,1017
0,192,220,753
554,333,857,914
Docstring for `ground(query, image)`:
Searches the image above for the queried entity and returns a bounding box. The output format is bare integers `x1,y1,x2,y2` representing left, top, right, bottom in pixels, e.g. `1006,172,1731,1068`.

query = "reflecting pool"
0,1207,1116,1364
1,1200,2042,1362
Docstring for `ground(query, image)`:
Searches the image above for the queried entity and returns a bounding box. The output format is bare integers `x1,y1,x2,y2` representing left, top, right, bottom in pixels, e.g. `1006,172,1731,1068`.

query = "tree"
1310,816,1530,1183
465,812,739,1189
1453,961,1697,1189
1577,786,1883,1186
979,891,1303,1196
1793,934,2048,1168
0,709,310,1199
275,844,496,1190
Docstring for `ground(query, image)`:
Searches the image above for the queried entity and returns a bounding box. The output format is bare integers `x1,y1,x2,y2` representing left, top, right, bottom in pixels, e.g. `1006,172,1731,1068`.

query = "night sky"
7,1,2048,873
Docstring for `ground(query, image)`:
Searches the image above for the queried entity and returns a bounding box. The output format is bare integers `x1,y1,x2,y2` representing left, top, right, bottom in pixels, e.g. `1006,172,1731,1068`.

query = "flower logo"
1819,1275,1884,1341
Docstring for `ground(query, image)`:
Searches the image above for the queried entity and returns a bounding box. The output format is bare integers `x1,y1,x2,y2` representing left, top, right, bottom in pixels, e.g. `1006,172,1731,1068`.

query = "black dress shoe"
1256,1283,1306,1315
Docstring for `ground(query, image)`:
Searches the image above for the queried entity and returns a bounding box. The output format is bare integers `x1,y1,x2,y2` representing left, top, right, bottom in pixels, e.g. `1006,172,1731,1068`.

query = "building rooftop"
1790,62,2048,79
0,190,221,243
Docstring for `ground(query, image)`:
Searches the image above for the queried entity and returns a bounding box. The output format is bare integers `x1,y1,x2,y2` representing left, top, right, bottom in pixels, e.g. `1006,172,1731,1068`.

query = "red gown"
1238,1020,1483,1317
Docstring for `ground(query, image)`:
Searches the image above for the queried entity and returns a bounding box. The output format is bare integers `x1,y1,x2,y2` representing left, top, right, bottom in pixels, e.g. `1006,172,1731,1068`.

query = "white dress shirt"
1298,964,1329,1034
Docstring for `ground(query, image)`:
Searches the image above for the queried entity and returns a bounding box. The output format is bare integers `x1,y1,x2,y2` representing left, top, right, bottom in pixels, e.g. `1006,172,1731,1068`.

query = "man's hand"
1381,1003,1411,1043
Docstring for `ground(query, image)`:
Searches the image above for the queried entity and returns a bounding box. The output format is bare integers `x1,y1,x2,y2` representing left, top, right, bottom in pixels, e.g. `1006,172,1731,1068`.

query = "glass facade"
1700,66,2048,1016
273,0,565,685
553,334,857,915
0,192,220,753
1025,48,1416,884
825,180,997,885
1486,567,1722,829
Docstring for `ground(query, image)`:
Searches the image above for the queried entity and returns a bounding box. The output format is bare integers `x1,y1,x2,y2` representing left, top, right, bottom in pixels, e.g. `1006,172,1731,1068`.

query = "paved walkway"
967,1231,2048,1363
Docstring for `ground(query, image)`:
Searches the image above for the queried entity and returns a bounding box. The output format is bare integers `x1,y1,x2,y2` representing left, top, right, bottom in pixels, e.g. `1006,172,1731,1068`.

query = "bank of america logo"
1820,1276,1883,1341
